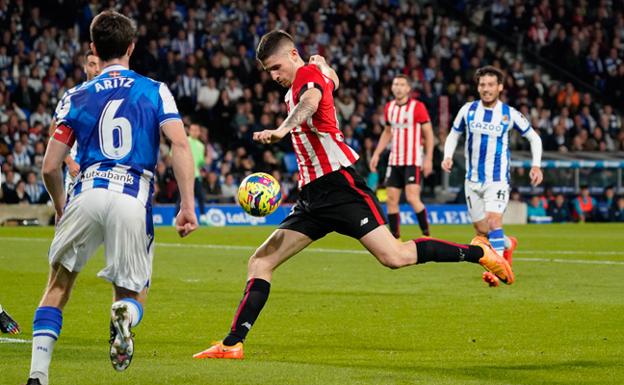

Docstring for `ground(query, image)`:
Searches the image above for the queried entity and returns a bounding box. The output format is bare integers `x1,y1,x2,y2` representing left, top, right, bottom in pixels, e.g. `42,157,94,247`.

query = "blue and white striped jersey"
452,100,532,184
53,65,181,206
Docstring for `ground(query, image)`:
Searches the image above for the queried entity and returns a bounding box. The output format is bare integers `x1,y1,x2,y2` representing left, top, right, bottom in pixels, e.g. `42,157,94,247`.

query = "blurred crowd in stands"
468,0,624,108
0,0,623,210
518,185,624,222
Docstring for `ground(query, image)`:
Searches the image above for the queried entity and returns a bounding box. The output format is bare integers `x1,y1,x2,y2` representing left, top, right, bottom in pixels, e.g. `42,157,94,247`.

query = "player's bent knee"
247,254,278,275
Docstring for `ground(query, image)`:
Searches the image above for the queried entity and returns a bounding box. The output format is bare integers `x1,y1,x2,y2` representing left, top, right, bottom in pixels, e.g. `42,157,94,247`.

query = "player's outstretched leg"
109,293,144,371
0,304,21,334
193,229,312,359
360,226,514,284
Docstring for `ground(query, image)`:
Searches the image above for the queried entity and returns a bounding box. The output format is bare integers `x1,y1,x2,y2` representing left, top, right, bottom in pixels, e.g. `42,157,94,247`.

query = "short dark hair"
393,74,410,83
90,10,136,62
474,65,505,84
84,48,95,58
256,30,294,62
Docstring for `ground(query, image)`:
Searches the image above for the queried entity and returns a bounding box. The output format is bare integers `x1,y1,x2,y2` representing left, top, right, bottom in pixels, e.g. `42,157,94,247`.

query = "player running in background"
442,66,543,285
193,31,514,360
25,11,197,385
370,74,434,238
62,49,100,192
0,303,20,334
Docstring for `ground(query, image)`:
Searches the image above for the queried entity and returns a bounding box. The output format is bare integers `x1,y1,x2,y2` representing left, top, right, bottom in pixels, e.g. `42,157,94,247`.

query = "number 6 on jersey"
99,99,132,159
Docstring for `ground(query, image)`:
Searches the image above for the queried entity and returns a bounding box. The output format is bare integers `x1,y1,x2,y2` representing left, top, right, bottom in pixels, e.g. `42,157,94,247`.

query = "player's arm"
309,55,339,90
442,105,468,172
253,88,322,144
370,124,392,172
162,119,198,237
442,129,461,172
421,122,434,177
42,138,71,221
523,129,543,186
49,119,79,177
514,108,543,186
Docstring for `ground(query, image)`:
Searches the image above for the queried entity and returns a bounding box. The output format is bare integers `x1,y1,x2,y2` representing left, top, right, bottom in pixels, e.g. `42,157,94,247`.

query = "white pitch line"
1,237,623,265
0,337,31,344
153,243,624,265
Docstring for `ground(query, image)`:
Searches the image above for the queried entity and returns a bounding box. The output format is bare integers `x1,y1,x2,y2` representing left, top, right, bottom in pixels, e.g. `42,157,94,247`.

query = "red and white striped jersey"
383,98,431,166
285,65,359,189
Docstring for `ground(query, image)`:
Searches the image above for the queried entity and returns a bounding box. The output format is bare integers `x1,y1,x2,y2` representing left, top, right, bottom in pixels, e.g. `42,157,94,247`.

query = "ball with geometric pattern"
237,172,282,217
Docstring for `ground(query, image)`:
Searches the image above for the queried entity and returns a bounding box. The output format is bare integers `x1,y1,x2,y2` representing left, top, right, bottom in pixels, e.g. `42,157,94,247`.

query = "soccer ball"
237,172,282,217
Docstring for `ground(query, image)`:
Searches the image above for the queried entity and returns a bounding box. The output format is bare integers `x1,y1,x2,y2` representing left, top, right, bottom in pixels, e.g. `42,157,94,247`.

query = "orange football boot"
471,236,515,285
193,341,244,359
482,271,500,287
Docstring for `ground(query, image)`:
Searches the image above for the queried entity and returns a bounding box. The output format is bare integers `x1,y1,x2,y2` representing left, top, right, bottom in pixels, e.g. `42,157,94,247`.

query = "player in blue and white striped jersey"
25,11,198,385
442,66,543,278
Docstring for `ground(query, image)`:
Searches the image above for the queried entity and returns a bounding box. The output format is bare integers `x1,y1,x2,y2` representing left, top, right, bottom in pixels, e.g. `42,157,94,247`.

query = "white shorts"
464,180,510,222
49,189,154,293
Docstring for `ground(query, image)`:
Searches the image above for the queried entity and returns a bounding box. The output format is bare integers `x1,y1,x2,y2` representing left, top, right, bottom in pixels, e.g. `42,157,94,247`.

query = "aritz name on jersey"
469,120,505,135
82,169,134,185
94,77,135,92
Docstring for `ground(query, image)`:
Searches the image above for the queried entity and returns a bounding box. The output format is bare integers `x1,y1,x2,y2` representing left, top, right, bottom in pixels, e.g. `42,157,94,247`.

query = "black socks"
388,213,400,238
414,238,483,264
223,278,271,346
389,210,430,237
416,209,430,236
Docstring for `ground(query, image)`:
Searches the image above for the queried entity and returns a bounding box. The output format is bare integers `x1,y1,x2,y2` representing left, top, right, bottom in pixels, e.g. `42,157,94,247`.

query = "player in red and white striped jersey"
193,31,515,360
370,75,434,238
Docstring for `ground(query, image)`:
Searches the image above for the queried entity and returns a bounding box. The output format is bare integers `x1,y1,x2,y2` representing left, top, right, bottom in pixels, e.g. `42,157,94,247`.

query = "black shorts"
279,167,387,240
385,165,421,188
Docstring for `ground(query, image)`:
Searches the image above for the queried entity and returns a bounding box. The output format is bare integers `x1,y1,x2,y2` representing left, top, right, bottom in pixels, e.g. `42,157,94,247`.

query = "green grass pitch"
0,224,623,385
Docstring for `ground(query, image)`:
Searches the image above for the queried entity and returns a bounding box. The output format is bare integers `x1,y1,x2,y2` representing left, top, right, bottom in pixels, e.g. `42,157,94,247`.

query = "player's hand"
423,159,433,177
369,154,379,172
175,207,198,237
68,160,80,177
441,158,453,173
309,55,328,68
253,128,286,144
529,166,543,186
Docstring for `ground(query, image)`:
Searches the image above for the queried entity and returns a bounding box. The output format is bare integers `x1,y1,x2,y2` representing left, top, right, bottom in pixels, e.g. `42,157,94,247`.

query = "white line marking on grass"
2,237,622,265
0,237,49,242
0,337,31,344
155,242,624,265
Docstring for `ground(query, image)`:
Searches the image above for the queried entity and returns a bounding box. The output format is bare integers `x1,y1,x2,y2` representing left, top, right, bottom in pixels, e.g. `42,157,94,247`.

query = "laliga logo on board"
206,208,227,227
227,211,267,225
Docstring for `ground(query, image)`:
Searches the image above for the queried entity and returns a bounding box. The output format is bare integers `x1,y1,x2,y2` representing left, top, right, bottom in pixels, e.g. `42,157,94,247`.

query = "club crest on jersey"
109,71,121,77
502,114,509,122
335,132,344,142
